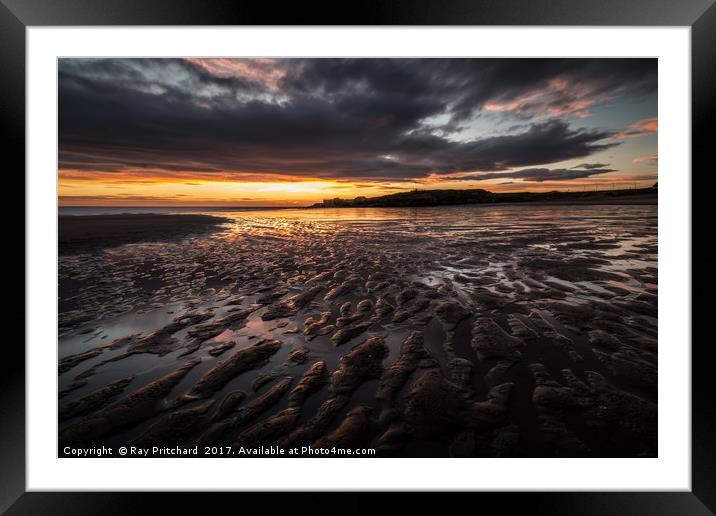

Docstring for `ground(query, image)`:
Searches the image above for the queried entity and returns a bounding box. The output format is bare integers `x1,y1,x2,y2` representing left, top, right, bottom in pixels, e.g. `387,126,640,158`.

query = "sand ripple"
58,204,657,457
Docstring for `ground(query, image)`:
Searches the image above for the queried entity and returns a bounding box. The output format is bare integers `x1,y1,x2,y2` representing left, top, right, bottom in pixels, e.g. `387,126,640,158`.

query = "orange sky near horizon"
57,170,658,207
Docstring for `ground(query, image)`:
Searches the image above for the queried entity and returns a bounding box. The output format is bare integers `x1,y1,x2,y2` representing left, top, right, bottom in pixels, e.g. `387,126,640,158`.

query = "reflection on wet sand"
58,204,657,457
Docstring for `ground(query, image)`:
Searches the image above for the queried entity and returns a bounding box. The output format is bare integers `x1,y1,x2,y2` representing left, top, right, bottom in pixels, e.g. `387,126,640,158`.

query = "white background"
27,27,690,491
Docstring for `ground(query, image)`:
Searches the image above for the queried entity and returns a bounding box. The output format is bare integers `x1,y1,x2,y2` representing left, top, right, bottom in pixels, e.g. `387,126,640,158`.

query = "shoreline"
306,195,658,209
59,192,658,215
57,200,656,255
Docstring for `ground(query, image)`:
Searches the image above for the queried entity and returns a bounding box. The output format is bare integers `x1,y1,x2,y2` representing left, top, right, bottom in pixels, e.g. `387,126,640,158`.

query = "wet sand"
59,214,229,255
58,205,657,457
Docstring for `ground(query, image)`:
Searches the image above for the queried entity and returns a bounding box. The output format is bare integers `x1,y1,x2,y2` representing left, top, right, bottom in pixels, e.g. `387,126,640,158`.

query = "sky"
58,58,657,207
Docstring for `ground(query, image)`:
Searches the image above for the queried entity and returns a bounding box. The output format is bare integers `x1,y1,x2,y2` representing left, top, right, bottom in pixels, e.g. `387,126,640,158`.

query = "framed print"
4,0,712,513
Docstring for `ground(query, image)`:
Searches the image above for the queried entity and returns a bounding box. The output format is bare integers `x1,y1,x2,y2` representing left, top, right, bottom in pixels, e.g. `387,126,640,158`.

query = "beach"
58,204,657,457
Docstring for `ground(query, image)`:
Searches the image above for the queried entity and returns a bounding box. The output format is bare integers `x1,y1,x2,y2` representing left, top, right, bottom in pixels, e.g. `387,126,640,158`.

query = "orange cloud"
616,118,658,139
483,77,604,119
184,58,286,90
633,153,658,164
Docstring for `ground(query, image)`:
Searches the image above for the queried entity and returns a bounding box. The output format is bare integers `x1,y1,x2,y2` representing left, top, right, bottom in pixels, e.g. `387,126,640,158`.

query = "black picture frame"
3,0,711,513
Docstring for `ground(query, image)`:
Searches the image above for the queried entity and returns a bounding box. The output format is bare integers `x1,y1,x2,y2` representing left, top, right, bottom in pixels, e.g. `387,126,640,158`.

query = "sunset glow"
58,58,657,206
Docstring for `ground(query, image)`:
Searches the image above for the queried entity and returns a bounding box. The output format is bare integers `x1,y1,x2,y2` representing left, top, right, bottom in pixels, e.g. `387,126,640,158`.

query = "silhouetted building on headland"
322,198,352,207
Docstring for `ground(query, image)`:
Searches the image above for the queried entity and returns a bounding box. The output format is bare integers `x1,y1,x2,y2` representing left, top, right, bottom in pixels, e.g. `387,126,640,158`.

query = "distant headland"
307,185,657,209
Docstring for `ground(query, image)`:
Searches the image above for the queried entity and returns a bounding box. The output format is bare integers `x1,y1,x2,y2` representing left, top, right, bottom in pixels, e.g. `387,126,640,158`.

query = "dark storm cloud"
58,58,655,182
573,163,611,170
432,59,656,121
445,167,617,183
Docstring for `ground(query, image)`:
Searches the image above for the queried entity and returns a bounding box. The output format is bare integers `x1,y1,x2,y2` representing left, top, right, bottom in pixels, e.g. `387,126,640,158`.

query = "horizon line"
57,184,657,209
